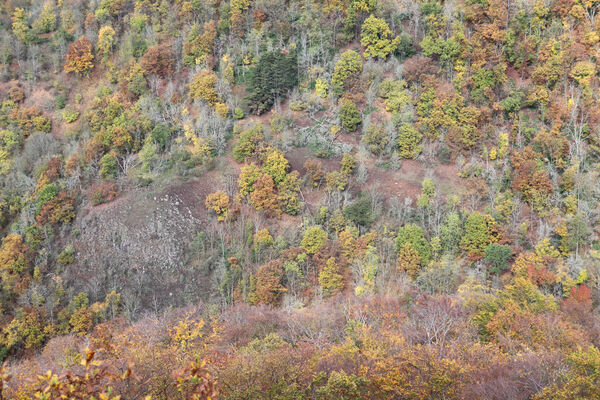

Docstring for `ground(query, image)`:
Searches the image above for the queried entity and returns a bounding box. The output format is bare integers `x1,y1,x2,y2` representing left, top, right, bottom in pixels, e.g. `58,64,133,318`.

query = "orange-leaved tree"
64,36,95,76
254,260,286,305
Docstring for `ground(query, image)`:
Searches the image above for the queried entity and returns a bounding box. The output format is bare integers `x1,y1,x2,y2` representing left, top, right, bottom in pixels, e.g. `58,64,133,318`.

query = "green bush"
233,124,265,162
289,101,307,112
99,153,119,179
362,124,389,155
36,183,59,214
339,100,361,132
332,50,362,96
484,243,512,275
344,197,375,228
397,32,415,59
246,51,298,115
58,245,75,265
132,34,148,58
151,123,171,151
55,94,67,109
397,123,422,159
301,226,328,254
62,108,80,123
396,224,431,266
499,90,525,114
233,107,244,119
127,72,148,97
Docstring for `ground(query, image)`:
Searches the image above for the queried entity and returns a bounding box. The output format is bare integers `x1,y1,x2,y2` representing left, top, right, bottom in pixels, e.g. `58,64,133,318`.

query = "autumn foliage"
2,0,600,398
141,43,175,78
205,190,230,221
64,36,94,75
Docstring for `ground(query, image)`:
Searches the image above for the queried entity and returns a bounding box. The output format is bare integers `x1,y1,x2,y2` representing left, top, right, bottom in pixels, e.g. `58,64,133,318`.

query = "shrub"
33,116,52,133
233,107,244,119
99,152,118,179
58,245,75,265
8,87,25,103
62,108,80,123
189,70,219,106
360,15,400,59
341,155,356,176
233,124,265,162
319,257,344,296
254,260,286,305
205,190,230,221
484,243,512,275
215,103,229,118
262,149,290,185
301,226,328,254
460,212,497,259
344,197,375,228
398,123,422,159
238,163,261,196
315,78,329,98
339,99,361,132
363,124,389,155
55,94,67,109
250,174,282,217
90,181,119,205
396,224,431,266
332,50,362,95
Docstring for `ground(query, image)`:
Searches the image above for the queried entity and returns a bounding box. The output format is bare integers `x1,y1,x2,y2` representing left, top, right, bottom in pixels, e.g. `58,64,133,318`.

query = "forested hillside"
1,0,600,398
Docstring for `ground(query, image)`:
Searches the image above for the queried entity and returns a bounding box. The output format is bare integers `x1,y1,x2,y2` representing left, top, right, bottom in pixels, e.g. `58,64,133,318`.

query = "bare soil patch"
366,159,463,201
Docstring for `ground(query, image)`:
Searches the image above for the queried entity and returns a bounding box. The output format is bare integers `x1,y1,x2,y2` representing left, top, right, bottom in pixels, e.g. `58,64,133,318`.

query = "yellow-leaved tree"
360,15,399,59
205,190,230,221
64,36,94,75
97,25,115,63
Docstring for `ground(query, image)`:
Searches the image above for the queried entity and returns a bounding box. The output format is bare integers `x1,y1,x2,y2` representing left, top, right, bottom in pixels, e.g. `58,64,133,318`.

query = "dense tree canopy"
246,50,298,115
1,0,600,397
